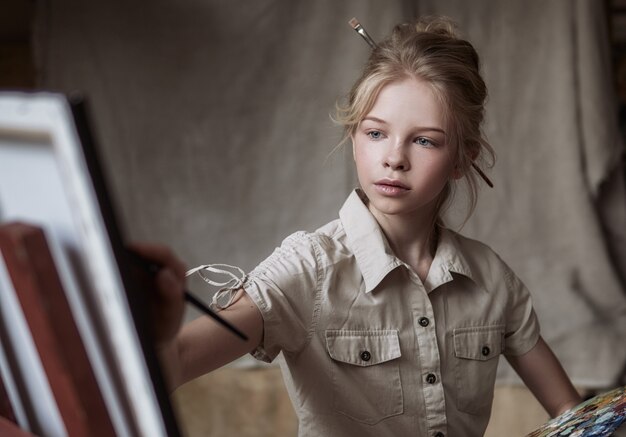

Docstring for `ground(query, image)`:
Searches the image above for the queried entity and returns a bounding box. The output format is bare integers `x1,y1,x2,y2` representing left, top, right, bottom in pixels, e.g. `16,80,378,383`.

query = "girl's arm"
130,243,264,392
506,336,581,417
168,290,263,388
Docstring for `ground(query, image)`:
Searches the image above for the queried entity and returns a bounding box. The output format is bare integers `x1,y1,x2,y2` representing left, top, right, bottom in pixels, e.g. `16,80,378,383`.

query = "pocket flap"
453,326,504,361
326,330,401,367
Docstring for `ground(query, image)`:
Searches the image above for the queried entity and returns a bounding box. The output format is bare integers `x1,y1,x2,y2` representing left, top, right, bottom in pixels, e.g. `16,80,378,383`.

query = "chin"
369,198,419,216
367,193,438,219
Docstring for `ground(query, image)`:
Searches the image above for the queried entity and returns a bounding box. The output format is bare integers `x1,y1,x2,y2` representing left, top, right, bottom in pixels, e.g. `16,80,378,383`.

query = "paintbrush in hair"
349,17,378,49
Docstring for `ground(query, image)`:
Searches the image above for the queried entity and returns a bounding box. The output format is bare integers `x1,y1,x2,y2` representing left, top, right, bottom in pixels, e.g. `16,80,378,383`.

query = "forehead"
364,77,444,129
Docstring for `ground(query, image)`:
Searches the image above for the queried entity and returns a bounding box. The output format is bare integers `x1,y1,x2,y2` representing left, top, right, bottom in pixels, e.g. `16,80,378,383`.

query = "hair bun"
413,16,460,38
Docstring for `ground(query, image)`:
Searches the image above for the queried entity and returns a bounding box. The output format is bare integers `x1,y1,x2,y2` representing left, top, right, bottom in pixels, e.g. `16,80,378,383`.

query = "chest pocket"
325,330,403,424
453,325,504,415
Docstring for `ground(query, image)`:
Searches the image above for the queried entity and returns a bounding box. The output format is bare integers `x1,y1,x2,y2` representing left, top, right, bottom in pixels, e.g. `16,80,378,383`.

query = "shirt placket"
408,269,448,437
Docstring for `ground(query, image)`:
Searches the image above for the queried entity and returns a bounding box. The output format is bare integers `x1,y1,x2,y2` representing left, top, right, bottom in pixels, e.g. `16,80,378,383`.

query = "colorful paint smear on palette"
526,385,625,437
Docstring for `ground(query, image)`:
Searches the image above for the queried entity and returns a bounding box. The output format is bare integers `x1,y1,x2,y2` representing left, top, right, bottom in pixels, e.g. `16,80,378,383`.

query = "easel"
0,222,115,436
0,373,23,436
0,92,182,437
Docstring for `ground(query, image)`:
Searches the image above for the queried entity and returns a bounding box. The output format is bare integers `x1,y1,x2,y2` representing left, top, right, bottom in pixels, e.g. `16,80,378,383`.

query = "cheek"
353,150,368,176
416,152,454,177
353,147,380,184
353,141,373,166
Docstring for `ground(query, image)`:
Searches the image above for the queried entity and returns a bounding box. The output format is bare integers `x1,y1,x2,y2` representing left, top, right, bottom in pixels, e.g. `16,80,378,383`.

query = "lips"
374,178,410,190
373,178,410,196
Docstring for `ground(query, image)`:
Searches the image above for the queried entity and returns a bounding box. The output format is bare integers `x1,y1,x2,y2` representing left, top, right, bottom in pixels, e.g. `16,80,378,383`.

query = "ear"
469,147,480,161
451,166,464,180
451,144,480,180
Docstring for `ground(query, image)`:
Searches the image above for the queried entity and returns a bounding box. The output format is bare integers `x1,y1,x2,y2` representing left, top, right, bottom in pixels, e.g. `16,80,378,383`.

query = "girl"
138,16,581,437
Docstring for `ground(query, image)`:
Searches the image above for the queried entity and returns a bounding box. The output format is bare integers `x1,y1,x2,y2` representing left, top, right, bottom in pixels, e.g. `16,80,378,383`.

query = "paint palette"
526,386,625,437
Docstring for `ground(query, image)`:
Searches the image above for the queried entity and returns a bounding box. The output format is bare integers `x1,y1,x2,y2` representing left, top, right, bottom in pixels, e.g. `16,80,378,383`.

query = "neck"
369,205,439,280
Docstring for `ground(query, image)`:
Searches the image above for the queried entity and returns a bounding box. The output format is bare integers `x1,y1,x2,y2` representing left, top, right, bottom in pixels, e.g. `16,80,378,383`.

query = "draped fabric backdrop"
34,0,626,386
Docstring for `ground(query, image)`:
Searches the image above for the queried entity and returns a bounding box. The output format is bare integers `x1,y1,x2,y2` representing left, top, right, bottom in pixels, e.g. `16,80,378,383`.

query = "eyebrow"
362,116,446,135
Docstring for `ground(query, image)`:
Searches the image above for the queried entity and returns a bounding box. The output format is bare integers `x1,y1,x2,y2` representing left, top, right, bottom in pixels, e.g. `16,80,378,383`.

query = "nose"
384,143,410,171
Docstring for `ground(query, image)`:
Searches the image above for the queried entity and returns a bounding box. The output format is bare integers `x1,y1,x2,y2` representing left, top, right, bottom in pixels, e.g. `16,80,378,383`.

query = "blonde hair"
335,16,495,223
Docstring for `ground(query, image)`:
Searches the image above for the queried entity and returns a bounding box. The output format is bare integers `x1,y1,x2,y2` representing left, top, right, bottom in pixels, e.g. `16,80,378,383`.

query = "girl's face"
352,77,458,223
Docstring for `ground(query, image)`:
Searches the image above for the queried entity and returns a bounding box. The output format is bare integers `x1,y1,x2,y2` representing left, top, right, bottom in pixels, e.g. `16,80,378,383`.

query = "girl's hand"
128,242,264,390
128,242,187,346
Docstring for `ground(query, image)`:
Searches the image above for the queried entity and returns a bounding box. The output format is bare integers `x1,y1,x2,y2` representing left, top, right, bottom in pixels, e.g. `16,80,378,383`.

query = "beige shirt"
243,189,540,437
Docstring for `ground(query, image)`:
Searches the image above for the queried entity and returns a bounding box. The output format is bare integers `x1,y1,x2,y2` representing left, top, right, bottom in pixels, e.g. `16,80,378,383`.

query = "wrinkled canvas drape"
34,0,626,386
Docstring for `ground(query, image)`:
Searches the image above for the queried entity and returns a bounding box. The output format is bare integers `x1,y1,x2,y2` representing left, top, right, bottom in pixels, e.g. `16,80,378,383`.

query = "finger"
156,268,185,302
153,268,185,343
128,242,187,281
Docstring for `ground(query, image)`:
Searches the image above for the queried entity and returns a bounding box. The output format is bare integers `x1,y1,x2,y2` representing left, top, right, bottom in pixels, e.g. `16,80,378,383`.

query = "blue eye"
416,137,434,147
367,130,383,140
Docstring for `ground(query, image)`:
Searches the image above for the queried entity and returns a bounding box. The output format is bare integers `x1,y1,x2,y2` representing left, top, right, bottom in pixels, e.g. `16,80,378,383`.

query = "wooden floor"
172,366,552,437
172,366,298,437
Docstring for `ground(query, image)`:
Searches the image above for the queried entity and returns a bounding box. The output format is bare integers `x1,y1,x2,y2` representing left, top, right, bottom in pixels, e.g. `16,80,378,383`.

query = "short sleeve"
503,266,541,356
243,231,322,363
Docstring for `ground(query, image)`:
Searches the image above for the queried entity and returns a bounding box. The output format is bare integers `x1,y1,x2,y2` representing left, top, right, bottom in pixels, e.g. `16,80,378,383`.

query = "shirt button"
434,433,444,437
426,373,437,384
418,316,430,327
360,350,371,362
482,346,491,356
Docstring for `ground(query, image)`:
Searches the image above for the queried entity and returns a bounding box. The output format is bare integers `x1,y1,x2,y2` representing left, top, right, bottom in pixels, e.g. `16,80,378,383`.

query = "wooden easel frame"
0,222,115,436
0,92,180,436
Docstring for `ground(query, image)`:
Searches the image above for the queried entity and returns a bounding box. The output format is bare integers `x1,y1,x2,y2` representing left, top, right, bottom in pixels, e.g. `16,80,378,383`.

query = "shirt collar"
423,227,475,293
339,189,403,293
339,189,475,293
